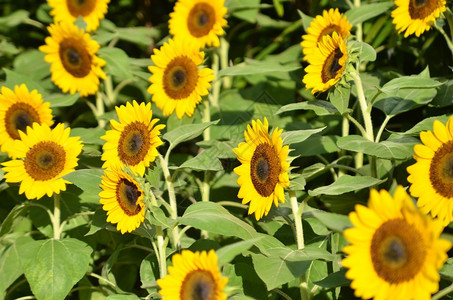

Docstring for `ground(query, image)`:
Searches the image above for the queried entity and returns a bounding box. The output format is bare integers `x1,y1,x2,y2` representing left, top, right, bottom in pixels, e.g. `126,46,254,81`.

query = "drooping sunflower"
301,8,351,59
148,38,214,119
233,118,290,220
158,249,228,300
99,166,145,234
392,0,446,37
48,0,110,32
169,0,227,49
407,116,453,225
342,186,451,300
101,100,165,176
39,22,106,97
303,32,348,94
0,84,53,159
2,123,83,200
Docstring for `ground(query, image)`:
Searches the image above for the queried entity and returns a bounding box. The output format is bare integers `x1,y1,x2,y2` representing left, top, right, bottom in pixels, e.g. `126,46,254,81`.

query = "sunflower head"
233,118,290,220
392,0,446,37
39,21,106,97
47,0,110,32
169,0,228,49
148,38,215,119
342,186,451,300
303,31,348,94
158,249,228,300
301,8,351,59
2,122,83,200
407,116,453,225
0,84,53,159
101,100,165,176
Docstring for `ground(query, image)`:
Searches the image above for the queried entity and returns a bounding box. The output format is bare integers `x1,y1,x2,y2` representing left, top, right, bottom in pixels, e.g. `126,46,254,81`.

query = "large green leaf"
379,77,442,94
309,210,352,232
63,169,103,196
403,115,450,135
98,47,133,80
3,68,47,96
345,2,394,25
178,148,223,171
13,50,49,81
46,93,80,108
314,269,350,288
0,9,29,27
217,60,300,78
329,84,350,115
70,127,105,145
308,175,382,196
216,238,263,266
277,100,337,116
19,238,92,300
281,127,325,145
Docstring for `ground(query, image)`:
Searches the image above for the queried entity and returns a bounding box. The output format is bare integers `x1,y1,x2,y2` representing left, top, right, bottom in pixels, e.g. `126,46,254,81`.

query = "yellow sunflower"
2,123,83,200
99,166,145,234
39,22,106,97
342,186,451,300
158,249,228,300
169,0,227,49
148,38,214,119
407,116,453,225
233,118,290,220
303,32,348,94
101,100,165,176
301,8,351,59
392,0,446,37
48,0,110,32
0,84,53,159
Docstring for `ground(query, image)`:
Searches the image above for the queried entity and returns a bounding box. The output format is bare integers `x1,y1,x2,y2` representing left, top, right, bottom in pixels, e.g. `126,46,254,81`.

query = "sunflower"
148,38,214,119
406,116,453,225
392,0,446,37
101,100,165,176
300,8,351,59
233,118,290,220
99,166,145,234
39,22,106,97
47,0,110,32
303,32,348,94
169,0,227,49
158,249,228,300
2,123,83,200
342,186,451,300
0,84,53,159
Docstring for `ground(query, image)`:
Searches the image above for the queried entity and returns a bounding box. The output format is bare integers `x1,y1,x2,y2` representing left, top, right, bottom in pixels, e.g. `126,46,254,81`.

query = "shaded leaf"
314,269,351,288
308,175,382,196
163,120,219,153
309,210,352,232
98,47,133,80
216,238,263,266
345,3,393,25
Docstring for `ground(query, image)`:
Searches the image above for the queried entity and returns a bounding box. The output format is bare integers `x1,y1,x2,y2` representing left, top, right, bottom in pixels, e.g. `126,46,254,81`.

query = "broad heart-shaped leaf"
345,2,393,25
337,135,414,160
281,127,325,145
178,148,223,171
217,59,300,78
308,210,352,232
46,93,80,108
216,238,264,266
178,202,284,254
19,238,92,300
329,84,350,115
276,100,337,116
98,47,133,80
163,120,219,153
308,175,382,196
63,169,103,196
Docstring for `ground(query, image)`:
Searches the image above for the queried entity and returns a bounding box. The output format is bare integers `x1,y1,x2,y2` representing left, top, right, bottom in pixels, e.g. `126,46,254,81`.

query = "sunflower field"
2,0,453,299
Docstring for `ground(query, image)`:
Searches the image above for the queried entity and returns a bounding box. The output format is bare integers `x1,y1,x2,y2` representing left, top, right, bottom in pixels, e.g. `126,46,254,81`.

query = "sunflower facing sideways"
158,250,228,300
233,118,290,220
301,8,351,59
392,0,446,37
99,166,145,234
342,186,451,300
407,116,453,226
169,0,227,49
303,32,348,94
0,84,53,159
47,0,110,32
101,100,165,176
2,123,83,200
39,22,106,97
148,38,215,119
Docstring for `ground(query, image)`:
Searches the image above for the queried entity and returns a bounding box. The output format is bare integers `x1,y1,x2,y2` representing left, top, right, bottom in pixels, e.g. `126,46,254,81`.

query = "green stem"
434,22,453,60
220,37,232,89
104,75,115,108
156,226,167,278
52,194,62,240
351,71,373,142
375,115,392,143
354,0,363,42
209,50,221,108
432,282,453,300
95,92,106,129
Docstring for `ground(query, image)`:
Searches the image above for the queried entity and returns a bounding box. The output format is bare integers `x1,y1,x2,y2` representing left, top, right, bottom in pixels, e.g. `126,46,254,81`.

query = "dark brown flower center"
59,38,92,78
321,47,344,83
250,143,281,197
409,0,439,19
4,103,40,140
180,270,216,300
116,178,142,216
429,141,453,198
24,141,66,181
66,0,97,17
117,121,151,166
317,25,343,43
163,57,198,100
187,3,216,38
371,219,425,283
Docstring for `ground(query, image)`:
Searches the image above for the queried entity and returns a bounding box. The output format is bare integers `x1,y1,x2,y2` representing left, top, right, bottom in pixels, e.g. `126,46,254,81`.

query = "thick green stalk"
52,194,62,240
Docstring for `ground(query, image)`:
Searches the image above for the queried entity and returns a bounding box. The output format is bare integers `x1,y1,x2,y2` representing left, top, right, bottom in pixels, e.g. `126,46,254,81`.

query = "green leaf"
345,2,394,25
380,77,443,94
314,269,351,288
298,9,313,31
46,93,80,108
116,27,160,46
432,79,453,107
374,88,437,116
217,60,301,78
352,41,376,62
308,175,382,196
163,120,219,154
440,257,453,280
86,208,109,236
403,115,450,135
19,238,92,300
227,0,264,22
329,84,350,115
309,210,352,232
0,204,29,237
178,148,223,171
3,68,47,96
281,127,326,145
70,127,105,145
277,100,337,116
13,50,49,80
0,10,29,27
292,135,339,156
106,295,141,300
63,169,103,196
337,135,414,160
98,47,133,80
216,238,263,266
